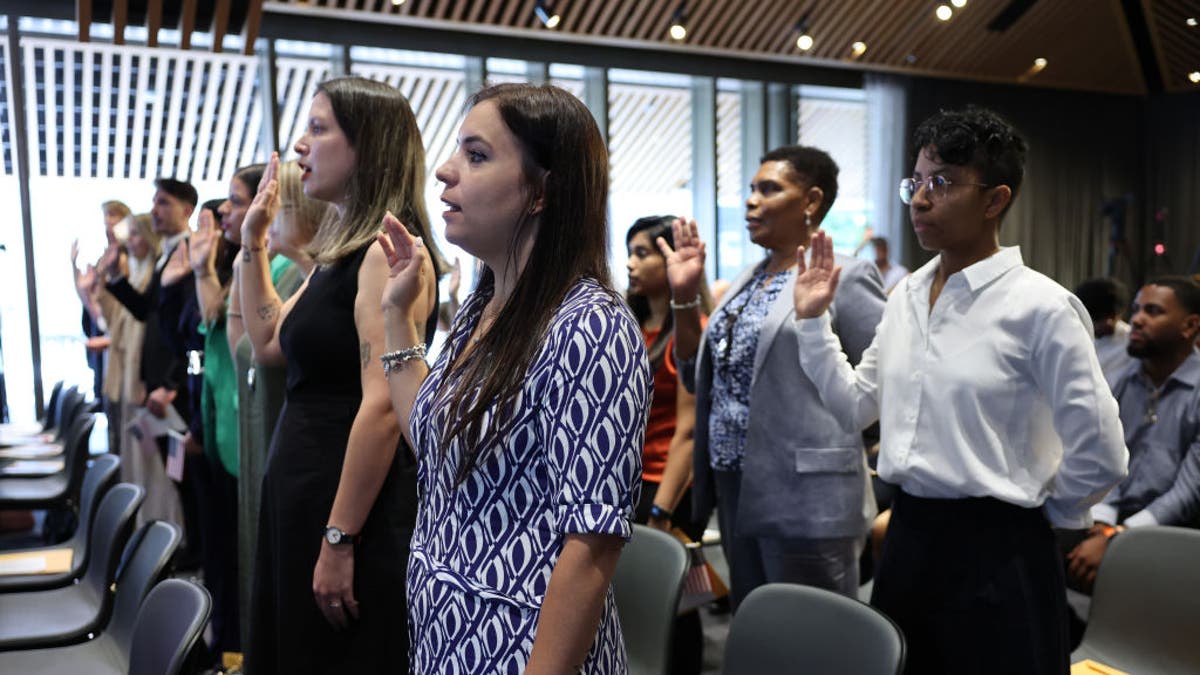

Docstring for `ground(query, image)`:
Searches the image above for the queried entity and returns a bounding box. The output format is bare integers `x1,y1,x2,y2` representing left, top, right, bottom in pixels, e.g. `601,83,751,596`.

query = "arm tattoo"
360,341,371,370
257,303,280,321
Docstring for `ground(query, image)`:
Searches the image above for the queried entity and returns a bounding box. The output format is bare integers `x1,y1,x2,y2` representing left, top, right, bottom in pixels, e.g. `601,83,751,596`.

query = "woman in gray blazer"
659,145,886,608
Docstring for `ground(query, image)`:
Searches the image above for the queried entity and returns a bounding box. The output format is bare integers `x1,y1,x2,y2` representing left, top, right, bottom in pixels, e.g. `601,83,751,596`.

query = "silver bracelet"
380,343,427,375
669,295,702,310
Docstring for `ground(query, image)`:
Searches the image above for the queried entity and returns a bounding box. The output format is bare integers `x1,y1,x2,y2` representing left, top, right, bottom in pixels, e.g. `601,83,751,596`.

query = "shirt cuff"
554,503,632,541
1122,509,1159,528
1090,503,1119,526
796,311,833,338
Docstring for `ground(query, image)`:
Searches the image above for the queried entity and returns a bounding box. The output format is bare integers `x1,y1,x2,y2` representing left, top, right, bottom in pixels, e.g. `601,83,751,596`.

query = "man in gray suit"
1068,276,1200,590
660,145,886,607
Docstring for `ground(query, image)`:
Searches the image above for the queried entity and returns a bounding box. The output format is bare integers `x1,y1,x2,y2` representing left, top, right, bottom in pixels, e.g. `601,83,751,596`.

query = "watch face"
325,528,340,544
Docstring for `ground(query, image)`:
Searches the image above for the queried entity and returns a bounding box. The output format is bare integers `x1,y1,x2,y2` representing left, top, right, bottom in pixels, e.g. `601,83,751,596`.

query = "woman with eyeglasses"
660,145,887,610
791,107,1127,674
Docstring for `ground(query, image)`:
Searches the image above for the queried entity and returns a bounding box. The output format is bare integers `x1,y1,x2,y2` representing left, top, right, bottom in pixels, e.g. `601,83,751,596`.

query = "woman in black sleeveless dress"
238,77,442,674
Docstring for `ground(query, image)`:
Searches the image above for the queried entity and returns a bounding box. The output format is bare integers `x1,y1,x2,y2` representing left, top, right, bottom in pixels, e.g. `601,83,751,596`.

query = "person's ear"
1182,313,1200,343
528,171,549,216
805,185,825,217
983,185,1012,220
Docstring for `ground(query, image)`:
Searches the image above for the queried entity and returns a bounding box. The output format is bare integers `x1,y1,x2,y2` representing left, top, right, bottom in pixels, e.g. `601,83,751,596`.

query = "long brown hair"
438,83,612,484
307,77,444,269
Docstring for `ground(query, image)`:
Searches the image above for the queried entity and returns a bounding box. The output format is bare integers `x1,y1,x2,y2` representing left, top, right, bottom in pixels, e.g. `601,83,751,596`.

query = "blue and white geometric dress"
407,278,652,674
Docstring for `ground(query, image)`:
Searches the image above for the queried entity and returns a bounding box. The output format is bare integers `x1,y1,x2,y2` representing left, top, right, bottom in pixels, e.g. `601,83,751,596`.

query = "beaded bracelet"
380,343,427,375
669,295,702,310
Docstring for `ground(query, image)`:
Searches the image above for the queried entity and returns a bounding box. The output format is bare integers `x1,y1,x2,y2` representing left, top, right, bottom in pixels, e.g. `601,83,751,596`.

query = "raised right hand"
242,152,280,247
655,217,706,304
793,229,841,319
377,212,434,323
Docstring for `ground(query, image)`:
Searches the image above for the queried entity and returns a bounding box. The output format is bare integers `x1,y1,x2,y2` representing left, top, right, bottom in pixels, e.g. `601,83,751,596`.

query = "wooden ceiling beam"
146,0,162,47
244,0,266,55
212,0,231,53
77,0,92,42
179,0,197,50
112,0,127,45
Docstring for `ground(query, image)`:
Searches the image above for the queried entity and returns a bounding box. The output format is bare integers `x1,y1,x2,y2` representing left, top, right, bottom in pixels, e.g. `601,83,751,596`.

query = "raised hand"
377,211,434,322
189,208,220,274
655,217,707,304
98,240,122,278
242,152,281,246
793,229,842,319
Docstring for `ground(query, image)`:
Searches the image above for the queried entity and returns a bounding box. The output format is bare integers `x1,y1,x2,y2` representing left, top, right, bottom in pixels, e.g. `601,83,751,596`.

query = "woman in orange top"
626,215,713,673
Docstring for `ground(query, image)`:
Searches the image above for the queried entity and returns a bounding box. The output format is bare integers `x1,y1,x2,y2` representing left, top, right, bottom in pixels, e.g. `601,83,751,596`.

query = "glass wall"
798,85,870,255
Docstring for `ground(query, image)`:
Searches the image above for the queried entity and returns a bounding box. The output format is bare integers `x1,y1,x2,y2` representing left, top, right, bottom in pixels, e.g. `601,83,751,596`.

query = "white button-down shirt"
797,246,1128,528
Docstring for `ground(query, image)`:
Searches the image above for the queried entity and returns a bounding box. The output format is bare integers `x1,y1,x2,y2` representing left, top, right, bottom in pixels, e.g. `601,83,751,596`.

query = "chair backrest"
611,524,690,675
1079,526,1200,672
69,454,121,574
54,387,84,440
61,414,98,510
128,579,212,675
724,583,906,675
41,381,64,432
107,521,181,659
81,483,145,606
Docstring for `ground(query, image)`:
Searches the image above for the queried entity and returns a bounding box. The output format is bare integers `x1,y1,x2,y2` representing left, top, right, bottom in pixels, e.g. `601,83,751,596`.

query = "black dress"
246,243,425,674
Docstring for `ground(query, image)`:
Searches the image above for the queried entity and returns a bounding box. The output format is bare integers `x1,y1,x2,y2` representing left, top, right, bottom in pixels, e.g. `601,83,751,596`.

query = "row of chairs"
0,454,210,674
0,383,98,514
614,523,1200,675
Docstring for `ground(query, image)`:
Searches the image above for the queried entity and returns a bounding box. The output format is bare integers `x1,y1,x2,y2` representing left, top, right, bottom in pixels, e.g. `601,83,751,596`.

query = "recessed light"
1187,17,1198,27
391,0,404,5
851,41,867,57
796,34,814,51
951,0,967,7
936,5,953,21
1189,71,1200,83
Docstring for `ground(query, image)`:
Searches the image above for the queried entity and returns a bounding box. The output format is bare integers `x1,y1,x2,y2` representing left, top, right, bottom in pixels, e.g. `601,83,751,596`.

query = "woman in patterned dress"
378,83,652,674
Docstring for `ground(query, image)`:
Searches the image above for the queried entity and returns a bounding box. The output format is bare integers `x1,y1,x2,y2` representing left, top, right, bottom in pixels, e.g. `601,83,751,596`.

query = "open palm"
243,152,281,244
189,209,220,273
377,212,433,321
656,217,706,301
793,229,841,319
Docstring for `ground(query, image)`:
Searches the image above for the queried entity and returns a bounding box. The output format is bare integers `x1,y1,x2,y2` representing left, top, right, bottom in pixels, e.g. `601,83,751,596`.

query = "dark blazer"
682,253,887,539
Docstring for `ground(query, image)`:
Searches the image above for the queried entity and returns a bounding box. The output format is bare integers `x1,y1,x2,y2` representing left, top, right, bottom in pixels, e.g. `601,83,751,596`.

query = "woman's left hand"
313,541,359,630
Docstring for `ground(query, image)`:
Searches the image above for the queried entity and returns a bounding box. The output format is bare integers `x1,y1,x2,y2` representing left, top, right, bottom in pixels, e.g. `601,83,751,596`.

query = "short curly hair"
912,107,1027,217
760,145,839,221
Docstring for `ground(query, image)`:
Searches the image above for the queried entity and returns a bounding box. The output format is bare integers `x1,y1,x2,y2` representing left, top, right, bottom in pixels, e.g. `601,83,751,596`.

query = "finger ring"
329,601,341,608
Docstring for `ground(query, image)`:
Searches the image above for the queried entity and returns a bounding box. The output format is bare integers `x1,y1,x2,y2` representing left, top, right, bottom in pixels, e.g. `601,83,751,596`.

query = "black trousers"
871,491,1069,675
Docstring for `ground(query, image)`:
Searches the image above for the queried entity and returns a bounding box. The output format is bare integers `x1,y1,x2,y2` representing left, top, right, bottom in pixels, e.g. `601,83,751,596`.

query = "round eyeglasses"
899,175,990,204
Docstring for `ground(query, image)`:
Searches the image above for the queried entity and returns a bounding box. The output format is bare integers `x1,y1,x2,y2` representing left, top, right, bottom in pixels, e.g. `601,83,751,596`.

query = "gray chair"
0,413,96,510
0,483,143,650
612,524,690,675
0,521,181,673
1072,526,1200,674
129,579,212,675
724,583,906,675
0,454,120,592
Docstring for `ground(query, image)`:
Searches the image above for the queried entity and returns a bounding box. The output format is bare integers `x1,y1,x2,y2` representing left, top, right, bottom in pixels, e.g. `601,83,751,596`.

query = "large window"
798,85,870,255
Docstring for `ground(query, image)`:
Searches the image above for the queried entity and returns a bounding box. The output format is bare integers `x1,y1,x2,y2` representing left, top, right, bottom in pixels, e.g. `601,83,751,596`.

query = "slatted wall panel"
1,35,14,176
608,83,691,194
274,57,330,151
20,37,262,182
716,90,741,204
799,98,868,206
350,63,467,172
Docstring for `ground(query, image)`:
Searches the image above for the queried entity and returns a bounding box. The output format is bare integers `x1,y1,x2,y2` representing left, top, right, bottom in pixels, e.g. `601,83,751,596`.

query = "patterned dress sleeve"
539,294,652,542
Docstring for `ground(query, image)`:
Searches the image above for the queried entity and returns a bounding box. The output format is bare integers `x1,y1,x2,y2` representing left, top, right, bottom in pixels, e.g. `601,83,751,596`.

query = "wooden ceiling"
261,0,1200,95
76,0,266,54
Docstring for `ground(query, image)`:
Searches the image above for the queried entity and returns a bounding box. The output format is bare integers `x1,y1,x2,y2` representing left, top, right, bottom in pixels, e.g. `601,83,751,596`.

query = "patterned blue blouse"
707,265,791,471
407,278,651,674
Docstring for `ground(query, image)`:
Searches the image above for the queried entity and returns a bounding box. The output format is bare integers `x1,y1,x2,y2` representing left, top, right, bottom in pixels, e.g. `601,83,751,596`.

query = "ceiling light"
534,1,561,29
936,5,953,21
1034,57,1047,69
851,41,867,57
391,0,404,5
1189,71,1200,83
951,0,967,7
796,33,814,50
669,3,688,40
794,13,814,52
1187,17,1198,27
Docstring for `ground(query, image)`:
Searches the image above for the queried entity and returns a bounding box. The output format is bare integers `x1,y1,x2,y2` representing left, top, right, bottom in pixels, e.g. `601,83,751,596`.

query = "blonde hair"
308,77,444,270
277,159,331,247
102,200,131,220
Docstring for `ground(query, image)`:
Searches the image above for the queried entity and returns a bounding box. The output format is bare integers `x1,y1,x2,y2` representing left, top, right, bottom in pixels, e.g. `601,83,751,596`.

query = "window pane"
798,87,869,255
